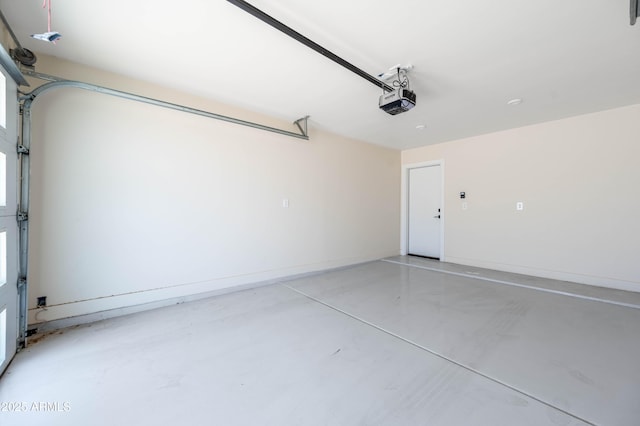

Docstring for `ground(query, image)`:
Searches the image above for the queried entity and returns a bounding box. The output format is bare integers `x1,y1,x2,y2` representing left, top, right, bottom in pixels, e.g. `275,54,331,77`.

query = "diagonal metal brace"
294,115,310,139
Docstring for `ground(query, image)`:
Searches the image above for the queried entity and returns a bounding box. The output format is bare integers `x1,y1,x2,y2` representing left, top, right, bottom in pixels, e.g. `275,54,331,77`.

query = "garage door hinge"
18,277,26,288
17,211,28,222
17,145,30,155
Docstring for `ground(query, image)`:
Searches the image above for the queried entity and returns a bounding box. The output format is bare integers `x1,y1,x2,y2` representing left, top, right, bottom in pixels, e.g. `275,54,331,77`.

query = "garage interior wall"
402,103,640,292
26,55,401,325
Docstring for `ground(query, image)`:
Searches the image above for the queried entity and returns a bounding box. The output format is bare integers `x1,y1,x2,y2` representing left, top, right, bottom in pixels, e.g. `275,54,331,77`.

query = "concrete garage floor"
1,257,639,425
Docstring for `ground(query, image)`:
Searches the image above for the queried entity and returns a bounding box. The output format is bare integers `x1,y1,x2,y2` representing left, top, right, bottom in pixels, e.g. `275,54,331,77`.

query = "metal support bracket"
17,211,28,222
294,116,310,139
17,145,29,155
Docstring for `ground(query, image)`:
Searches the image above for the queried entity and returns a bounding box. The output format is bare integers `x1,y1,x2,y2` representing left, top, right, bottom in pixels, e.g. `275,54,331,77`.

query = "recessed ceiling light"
507,98,523,106
416,124,426,130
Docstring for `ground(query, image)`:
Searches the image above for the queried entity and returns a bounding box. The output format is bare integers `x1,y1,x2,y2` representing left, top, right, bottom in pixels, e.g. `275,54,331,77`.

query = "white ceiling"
2,0,640,149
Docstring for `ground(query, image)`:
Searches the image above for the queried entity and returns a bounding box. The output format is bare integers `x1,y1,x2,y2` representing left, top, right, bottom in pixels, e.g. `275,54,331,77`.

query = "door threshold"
408,254,441,261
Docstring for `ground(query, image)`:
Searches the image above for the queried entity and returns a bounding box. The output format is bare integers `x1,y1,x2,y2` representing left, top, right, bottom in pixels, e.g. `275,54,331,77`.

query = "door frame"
401,160,445,259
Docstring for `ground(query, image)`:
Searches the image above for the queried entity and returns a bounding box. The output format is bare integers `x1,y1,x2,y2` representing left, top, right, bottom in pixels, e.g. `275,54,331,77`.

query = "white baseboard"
28,255,389,333
444,256,640,293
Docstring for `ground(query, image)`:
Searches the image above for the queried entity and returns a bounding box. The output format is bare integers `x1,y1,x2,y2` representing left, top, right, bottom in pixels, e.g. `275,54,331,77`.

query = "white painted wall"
27,56,400,324
402,104,640,291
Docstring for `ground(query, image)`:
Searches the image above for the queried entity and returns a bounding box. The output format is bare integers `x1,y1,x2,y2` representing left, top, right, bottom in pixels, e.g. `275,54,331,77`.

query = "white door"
0,67,19,376
408,165,441,258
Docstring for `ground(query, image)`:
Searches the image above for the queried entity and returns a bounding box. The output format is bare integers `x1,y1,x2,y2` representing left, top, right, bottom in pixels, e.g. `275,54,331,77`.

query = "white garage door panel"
0,65,19,377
